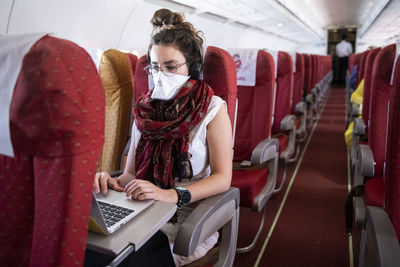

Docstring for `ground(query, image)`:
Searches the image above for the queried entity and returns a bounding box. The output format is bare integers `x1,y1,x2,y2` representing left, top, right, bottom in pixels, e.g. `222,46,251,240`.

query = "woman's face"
150,45,189,76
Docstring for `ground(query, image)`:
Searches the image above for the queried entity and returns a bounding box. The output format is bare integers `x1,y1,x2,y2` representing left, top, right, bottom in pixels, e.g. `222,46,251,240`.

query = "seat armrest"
357,144,375,177
311,87,318,96
295,101,306,114
359,206,400,267
173,187,240,257
251,138,279,165
351,103,361,117
280,114,296,131
305,93,314,105
353,117,366,136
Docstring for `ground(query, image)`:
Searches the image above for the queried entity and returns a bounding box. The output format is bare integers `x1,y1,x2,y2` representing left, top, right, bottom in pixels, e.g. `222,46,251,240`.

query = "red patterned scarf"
133,79,214,189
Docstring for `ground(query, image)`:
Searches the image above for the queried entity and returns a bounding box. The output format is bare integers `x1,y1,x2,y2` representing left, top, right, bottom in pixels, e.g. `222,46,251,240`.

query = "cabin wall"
1,0,328,57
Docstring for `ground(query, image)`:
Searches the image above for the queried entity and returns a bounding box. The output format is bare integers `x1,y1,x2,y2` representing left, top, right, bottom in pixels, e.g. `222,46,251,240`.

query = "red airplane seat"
271,51,297,162
291,52,307,141
228,49,279,252
303,54,313,95
361,48,381,134
0,35,104,266
203,46,237,127
291,52,305,115
356,50,369,88
134,55,150,103
358,47,400,266
126,53,138,91
346,43,397,232
350,48,381,166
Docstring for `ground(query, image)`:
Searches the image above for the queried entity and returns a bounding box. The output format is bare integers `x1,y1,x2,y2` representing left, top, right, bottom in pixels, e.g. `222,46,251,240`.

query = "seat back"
229,50,275,161
358,45,400,267
134,55,150,103
271,51,293,135
348,53,360,74
303,54,312,95
0,35,104,266
291,52,305,114
384,46,400,240
368,44,396,177
356,50,370,87
361,48,381,130
97,49,134,172
203,46,237,131
126,53,138,83
311,54,318,89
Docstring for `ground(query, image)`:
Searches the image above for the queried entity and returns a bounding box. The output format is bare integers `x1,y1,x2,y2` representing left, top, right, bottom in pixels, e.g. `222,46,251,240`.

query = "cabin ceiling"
167,0,396,45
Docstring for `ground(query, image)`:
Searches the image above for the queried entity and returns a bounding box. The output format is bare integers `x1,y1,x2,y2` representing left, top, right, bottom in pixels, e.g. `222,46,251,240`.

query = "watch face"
181,190,191,203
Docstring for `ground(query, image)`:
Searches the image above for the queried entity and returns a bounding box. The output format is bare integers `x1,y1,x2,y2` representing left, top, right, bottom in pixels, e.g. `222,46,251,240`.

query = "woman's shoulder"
207,95,226,115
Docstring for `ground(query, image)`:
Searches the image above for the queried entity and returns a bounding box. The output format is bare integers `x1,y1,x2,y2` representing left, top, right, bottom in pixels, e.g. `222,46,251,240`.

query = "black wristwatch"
175,186,191,209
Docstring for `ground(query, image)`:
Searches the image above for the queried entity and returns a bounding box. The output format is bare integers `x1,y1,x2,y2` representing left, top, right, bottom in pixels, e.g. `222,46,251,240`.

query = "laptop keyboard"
98,201,135,227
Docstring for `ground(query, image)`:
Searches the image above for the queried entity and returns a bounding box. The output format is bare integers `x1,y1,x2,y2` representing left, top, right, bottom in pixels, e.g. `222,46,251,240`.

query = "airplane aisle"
234,87,351,267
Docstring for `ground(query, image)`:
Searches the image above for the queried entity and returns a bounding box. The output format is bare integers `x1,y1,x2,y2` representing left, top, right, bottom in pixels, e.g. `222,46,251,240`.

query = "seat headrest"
126,53,138,79
0,33,47,157
10,35,105,157
134,55,150,103
228,48,258,86
99,49,132,91
203,46,237,131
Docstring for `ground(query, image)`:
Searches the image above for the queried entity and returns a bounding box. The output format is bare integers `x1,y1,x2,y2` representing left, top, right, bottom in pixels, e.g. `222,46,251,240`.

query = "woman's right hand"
93,172,124,194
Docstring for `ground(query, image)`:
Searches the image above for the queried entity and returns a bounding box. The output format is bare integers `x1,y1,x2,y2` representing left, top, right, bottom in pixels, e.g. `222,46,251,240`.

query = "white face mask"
151,71,190,101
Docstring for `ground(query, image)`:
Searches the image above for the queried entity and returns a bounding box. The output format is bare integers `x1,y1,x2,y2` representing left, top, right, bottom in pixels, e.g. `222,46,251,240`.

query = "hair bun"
151,9,184,28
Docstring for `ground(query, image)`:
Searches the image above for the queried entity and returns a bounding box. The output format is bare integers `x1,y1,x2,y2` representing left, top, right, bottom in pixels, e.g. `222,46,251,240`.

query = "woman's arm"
185,104,233,202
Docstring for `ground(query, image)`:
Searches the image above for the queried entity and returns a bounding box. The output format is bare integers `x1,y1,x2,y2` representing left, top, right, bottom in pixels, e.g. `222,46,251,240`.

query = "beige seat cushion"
97,49,133,172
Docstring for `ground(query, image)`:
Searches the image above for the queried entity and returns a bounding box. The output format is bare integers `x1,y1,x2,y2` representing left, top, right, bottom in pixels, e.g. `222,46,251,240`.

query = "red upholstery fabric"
364,177,384,207
311,55,318,88
126,53,138,89
295,117,301,130
356,50,369,87
231,168,268,208
361,48,381,130
0,35,104,266
203,46,237,130
274,134,288,157
271,51,293,135
134,55,149,103
368,44,396,177
233,50,275,161
348,53,361,74
291,53,305,114
303,54,312,94
384,52,400,240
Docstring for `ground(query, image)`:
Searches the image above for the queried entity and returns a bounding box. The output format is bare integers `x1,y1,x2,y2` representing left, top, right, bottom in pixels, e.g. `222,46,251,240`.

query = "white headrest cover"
390,39,400,86
0,33,47,157
85,47,105,71
289,51,297,73
229,49,258,86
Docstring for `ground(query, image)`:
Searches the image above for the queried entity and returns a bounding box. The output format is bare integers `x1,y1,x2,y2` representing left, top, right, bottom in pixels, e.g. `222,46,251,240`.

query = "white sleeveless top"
132,95,225,266
132,95,226,185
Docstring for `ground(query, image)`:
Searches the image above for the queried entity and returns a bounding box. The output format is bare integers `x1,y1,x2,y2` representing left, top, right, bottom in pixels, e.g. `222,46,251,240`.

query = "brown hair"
148,9,204,80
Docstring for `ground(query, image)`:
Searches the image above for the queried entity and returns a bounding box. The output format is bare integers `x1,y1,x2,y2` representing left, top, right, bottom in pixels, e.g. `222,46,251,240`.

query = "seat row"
0,33,332,266
345,41,400,266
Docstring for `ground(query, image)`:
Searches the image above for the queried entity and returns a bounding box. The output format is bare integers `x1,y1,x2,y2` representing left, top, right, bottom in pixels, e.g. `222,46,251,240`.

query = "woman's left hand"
124,179,178,203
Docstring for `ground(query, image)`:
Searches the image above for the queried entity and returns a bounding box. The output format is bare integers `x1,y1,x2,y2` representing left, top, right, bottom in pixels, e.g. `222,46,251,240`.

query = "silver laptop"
89,190,154,235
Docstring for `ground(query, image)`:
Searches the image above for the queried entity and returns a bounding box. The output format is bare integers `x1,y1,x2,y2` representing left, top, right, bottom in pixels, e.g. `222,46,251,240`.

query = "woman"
93,8,232,266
